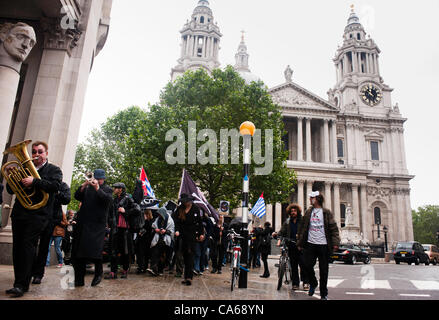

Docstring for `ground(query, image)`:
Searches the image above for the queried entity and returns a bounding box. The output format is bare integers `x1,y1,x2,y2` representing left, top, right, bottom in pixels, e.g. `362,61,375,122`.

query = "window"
371,141,379,160
357,33,361,40
200,16,205,23
340,203,346,228
374,207,381,225
337,139,344,158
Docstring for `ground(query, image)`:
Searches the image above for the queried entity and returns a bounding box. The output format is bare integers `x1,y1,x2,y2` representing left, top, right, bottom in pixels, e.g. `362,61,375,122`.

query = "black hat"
93,169,106,179
178,193,195,203
112,182,126,189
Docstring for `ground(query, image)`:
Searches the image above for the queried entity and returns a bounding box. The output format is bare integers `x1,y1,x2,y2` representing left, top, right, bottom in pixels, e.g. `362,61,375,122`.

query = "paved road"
0,259,438,300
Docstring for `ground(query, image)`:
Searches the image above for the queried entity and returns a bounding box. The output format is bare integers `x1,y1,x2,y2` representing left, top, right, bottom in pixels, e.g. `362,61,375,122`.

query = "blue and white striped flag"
250,193,266,218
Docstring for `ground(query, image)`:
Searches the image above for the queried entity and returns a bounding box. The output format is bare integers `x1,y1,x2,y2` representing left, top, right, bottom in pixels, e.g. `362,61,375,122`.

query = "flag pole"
177,168,185,200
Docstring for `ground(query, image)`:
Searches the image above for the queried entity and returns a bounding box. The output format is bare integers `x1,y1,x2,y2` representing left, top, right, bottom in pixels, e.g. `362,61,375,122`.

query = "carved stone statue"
345,203,354,226
284,65,293,83
0,22,36,72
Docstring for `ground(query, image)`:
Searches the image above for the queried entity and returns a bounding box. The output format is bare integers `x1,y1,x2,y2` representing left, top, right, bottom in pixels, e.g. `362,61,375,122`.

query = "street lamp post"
383,226,388,252
238,121,255,289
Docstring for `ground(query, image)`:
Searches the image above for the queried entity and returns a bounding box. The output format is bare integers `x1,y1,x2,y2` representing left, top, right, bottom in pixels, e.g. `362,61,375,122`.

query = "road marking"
327,279,345,288
410,280,439,290
345,292,374,295
399,294,431,297
361,280,391,289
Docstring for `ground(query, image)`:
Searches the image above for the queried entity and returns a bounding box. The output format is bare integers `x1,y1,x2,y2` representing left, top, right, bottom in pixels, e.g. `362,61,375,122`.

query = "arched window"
374,207,381,225
200,16,205,23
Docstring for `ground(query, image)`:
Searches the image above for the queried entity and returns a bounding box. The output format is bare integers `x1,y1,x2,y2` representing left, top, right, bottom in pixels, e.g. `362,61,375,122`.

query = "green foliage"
70,67,296,211
412,205,439,245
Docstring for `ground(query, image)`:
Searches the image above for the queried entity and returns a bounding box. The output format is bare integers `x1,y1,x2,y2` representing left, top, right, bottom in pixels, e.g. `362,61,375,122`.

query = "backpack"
261,233,271,247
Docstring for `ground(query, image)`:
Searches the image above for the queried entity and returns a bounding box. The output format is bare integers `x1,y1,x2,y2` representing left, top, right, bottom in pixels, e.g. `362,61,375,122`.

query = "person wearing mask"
105,182,140,280
147,207,174,276
257,222,274,278
297,191,340,300
174,194,205,286
72,169,113,287
275,203,309,291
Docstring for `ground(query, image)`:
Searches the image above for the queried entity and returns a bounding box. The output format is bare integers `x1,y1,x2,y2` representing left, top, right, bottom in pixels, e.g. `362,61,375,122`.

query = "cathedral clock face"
360,84,382,106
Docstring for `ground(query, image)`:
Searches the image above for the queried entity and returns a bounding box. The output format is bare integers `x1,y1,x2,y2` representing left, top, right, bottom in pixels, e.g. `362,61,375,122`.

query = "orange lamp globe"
239,121,256,136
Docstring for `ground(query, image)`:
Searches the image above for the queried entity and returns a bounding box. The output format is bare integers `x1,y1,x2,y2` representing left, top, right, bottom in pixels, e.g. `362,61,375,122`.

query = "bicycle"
276,236,296,290
227,229,247,291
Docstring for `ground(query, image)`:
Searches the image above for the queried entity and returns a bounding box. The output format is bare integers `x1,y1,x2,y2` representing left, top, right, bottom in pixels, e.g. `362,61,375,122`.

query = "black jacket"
0,183,3,204
72,183,113,260
174,204,205,243
109,192,141,233
51,182,71,226
256,226,274,255
6,162,62,219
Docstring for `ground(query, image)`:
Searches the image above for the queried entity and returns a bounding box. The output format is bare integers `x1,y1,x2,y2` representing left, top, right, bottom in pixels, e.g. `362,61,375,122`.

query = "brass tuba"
1,140,49,210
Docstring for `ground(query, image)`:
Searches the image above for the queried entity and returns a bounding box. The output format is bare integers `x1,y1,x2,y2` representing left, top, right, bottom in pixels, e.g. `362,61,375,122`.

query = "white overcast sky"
80,0,439,210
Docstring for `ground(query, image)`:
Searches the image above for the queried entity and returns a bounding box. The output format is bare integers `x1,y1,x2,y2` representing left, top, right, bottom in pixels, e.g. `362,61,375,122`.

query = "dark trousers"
303,243,329,296
289,244,308,286
261,252,269,276
135,235,152,271
171,237,184,275
182,240,195,280
31,221,53,279
73,258,103,285
150,241,168,273
110,229,131,272
11,215,48,290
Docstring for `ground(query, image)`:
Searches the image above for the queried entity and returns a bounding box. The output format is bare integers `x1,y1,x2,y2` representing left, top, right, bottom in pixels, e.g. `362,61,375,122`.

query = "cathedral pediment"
364,130,385,141
269,82,337,112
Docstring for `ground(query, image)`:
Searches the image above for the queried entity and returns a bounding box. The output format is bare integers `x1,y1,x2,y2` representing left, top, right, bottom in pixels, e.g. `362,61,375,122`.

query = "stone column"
305,180,314,210
297,117,303,161
386,128,395,174
345,124,353,165
404,189,414,241
360,183,369,241
275,203,282,232
0,22,37,156
306,118,312,162
351,183,360,227
398,128,408,173
352,52,358,73
297,179,305,211
323,119,330,163
324,181,332,212
333,182,341,227
265,204,273,227
331,120,338,163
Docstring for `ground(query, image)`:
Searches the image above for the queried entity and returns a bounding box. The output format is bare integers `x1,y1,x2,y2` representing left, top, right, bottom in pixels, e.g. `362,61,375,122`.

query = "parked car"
393,241,429,265
329,243,371,264
422,244,439,265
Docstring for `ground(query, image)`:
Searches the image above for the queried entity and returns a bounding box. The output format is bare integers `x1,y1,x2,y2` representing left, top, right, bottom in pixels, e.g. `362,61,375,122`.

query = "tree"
128,66,296,209
412,205,439,245
70,66,296,212
68,106,148,211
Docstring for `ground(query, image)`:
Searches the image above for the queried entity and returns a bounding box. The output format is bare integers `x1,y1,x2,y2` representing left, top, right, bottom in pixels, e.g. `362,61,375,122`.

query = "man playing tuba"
3,140,62,298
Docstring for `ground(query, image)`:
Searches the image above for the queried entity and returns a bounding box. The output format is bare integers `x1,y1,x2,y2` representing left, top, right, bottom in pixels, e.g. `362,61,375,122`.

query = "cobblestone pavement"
0,257,317,300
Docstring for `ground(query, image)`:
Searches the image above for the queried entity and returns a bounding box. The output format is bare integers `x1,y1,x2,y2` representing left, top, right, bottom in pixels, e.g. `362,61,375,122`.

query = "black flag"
178,169,219,221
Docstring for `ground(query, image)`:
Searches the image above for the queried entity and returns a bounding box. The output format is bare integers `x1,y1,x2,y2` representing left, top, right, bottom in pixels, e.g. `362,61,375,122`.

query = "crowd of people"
1,140,340,300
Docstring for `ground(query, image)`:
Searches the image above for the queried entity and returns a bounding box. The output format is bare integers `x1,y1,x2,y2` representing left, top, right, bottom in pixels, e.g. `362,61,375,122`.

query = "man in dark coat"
297,191,340,300
257,222,274,278
105,182,140,279
72,169,113,287
4,141,62,297
31,181,71,284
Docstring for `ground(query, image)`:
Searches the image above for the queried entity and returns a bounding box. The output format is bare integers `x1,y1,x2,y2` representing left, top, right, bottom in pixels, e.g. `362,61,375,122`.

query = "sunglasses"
32,149,45,154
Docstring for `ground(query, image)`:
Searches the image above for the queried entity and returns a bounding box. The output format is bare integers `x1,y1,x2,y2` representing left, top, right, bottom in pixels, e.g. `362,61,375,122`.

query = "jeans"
46,236,64,265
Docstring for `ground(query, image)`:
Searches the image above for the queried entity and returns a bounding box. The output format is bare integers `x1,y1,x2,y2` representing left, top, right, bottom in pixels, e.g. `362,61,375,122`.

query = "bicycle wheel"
231,268,236,291
277,259,285,290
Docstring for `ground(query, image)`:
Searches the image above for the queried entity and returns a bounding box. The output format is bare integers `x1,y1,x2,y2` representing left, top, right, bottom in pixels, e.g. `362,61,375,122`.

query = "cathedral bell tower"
330,6,392,114
171,0,222,81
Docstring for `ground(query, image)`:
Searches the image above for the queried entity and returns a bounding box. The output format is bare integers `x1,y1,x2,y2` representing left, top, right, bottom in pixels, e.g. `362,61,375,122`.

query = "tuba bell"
1,140,49,210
